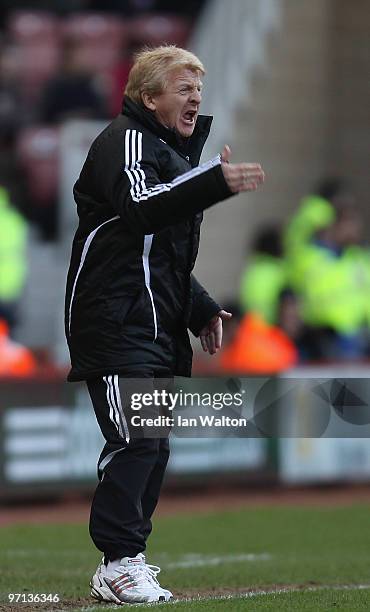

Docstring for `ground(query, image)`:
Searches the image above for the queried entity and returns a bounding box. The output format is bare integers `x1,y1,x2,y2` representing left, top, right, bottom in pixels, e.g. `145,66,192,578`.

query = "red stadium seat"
62,13,126,45
128,14,191,48
61,13,127,74
6,12,62,100
108,57,133,116
14,43,61,80
66,42,122,74
7,11,60,44
10,42,62,103
16,127,60,208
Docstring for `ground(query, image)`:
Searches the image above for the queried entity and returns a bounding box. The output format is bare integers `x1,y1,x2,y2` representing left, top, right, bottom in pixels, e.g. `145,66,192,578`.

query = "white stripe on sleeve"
123,128,221,204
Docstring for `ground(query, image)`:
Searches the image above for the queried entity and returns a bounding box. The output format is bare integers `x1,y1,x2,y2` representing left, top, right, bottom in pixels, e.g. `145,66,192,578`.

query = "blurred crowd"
215,177,370,373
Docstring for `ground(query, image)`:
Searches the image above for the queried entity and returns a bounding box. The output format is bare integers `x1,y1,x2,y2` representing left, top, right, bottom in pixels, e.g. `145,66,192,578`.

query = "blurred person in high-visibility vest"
0,185,27,333
284,180,370,359
284,178,354,293
239,225,287,324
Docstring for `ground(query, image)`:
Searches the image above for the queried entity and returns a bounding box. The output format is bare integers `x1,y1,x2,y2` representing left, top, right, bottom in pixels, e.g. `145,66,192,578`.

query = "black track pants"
87,373,172,561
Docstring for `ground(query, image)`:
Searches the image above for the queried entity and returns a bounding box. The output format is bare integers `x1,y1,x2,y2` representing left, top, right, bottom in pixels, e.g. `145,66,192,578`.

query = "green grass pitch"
1,504,370,611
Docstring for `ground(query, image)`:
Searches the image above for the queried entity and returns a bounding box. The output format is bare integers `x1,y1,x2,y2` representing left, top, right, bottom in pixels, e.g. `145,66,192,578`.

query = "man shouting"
65,45,264,605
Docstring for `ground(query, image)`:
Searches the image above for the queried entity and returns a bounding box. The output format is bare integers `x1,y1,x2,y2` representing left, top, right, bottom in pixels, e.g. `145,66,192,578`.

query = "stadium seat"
61,13,127,74
68,42,123,74
14,43,61,80
108,58,133,116
6,11,60,44
16,127,60,208
128,14,191,48
62,13,126,45
6,12,62,100
10,42,62,103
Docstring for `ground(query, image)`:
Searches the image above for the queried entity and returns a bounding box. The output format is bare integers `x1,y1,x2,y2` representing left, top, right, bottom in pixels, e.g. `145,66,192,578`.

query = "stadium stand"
5,11,62,102
128,14,191,48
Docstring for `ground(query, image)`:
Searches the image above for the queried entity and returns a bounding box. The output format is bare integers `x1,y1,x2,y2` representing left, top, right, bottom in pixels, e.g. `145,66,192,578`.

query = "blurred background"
1,0,370,505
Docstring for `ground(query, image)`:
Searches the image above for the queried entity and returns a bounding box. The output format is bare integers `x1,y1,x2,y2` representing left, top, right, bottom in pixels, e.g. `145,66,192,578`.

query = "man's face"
145,68,203,138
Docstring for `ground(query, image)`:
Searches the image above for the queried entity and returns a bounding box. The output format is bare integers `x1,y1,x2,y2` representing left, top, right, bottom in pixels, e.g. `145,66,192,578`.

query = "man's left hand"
199,310,232,354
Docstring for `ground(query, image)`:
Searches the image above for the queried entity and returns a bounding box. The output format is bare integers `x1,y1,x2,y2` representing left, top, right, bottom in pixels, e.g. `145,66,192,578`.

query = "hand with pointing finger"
221,144,265,194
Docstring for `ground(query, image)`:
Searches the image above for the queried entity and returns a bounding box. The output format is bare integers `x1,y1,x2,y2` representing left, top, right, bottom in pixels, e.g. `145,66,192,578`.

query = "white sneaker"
90,553,172,604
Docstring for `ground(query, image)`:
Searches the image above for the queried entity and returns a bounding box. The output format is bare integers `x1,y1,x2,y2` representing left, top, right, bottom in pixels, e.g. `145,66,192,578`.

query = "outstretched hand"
221,144,265,193
199,310,232,355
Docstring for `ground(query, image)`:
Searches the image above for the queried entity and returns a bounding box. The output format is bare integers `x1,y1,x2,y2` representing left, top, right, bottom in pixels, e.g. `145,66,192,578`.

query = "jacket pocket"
104,288,156,337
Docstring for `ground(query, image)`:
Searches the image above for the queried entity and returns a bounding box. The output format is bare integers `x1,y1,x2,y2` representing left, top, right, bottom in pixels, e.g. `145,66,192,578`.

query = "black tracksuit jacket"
65,96,232,381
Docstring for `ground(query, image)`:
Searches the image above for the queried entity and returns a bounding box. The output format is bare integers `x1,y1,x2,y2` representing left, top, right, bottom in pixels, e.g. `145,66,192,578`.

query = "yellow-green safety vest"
239,254,287,324
0,186,27,302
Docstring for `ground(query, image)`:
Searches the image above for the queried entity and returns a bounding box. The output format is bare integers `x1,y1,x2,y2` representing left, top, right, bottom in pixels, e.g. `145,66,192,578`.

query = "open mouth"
182,109,197,125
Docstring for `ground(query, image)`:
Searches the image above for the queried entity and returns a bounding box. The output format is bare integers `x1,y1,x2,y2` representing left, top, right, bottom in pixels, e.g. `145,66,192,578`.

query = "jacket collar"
122,95,213,167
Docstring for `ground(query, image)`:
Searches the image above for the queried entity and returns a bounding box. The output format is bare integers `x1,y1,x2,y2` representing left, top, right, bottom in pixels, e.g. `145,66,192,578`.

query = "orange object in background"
220,313,298,374
0,319,37,377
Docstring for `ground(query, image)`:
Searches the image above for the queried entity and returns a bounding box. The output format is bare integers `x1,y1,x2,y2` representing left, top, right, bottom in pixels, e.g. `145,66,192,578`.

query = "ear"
142,92,156,112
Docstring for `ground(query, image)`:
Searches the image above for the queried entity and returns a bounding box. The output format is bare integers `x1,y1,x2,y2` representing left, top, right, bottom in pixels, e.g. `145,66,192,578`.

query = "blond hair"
125,45,205,105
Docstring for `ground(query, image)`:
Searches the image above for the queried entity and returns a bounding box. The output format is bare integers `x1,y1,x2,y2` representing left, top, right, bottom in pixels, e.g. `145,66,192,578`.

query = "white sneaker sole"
90,574,170,604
